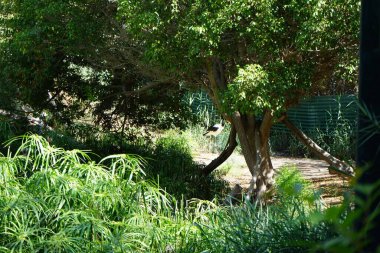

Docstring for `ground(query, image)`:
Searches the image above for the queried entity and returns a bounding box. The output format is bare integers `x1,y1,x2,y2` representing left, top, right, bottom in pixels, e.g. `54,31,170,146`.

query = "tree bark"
245,110,275,200
282,117,355,177
202,126,237,175
205,57,276,201
232,111,258,175
231,111,275,200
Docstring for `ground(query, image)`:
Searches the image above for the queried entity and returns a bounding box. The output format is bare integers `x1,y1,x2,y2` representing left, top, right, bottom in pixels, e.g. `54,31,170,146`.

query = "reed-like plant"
0,134,197,252
0,134,338,252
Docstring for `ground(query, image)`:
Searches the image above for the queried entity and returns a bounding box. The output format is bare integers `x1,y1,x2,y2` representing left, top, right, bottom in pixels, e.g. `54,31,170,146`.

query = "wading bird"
203,121,224,136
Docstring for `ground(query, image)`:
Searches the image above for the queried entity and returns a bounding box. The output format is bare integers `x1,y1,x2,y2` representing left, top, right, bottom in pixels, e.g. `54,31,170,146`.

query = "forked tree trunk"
205,57,275,201
282,117,354,177
232,110,275,200
203,51,355,200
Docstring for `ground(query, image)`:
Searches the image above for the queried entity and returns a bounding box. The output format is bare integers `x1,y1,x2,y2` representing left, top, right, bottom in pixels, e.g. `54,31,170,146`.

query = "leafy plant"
275,166,318,206
194,196,334,253
149,132,230,200
0,134,184,252
0,134,342,252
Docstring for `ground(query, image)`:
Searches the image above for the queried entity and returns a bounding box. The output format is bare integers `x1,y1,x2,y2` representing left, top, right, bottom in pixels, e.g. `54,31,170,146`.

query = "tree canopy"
0,0,191,129
117,0,359,197
0,0,112,112
1,0,360,196
119,0,359,102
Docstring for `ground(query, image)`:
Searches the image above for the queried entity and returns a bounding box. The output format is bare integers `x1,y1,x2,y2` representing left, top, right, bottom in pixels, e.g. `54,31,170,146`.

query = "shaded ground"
194,152,350,206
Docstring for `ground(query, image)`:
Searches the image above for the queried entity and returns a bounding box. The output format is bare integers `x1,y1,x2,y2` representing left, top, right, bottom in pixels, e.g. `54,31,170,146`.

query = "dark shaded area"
356,1,380,251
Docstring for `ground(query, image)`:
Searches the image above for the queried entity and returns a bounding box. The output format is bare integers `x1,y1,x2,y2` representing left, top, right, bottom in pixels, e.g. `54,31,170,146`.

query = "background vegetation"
1,0,379,252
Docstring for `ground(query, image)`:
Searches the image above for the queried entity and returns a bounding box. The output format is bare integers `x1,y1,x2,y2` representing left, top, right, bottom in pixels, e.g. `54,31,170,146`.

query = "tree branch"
121,79,173,96
282,117,355,177
101,79,174,100
202,126,237,175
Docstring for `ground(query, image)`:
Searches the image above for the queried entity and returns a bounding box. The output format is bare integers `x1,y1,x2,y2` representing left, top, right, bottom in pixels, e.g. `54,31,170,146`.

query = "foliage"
18,124,230,200
181,124,232,154
224,62,310,115
149,131,230,200
313,177,380,253
117,0,359,190
0,134,339,252
0,0,194,130
0,116,15,144
181,90,233,153
196,194,334,253
182,90,220,127
275,166,316,206
118,0,359,113
0,0,113,118
0,134,177,252
224,64,270,114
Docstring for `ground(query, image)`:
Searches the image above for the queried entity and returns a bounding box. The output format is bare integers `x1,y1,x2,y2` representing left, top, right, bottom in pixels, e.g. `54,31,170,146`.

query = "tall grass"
193,167,334,253
181,124,232,154
147,130,230,200
182,90,233,153
0,134,338,252
21,123,230,200
0,134,191,252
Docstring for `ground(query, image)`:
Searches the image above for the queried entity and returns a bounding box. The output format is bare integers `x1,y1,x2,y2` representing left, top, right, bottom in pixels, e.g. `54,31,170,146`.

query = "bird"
203,121,225,136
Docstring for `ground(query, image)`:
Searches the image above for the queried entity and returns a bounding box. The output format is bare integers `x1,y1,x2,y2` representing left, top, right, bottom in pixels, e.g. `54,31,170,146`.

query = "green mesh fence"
272,95,357,134
186,91,357,135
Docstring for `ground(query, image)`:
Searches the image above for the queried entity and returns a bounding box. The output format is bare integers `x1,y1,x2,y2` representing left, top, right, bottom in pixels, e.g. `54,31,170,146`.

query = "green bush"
39,125,229,200
149,132,229,200
194,197,335,253
0,134,187,252
191,167,333,253
275,166,316,205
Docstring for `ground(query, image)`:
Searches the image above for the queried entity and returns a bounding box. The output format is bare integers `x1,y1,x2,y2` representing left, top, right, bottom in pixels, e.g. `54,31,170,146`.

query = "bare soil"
193,152,350,206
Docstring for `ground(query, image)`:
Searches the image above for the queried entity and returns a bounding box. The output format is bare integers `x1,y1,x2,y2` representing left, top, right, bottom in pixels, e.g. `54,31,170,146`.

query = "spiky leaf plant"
0,134,201,252
0,134,337,252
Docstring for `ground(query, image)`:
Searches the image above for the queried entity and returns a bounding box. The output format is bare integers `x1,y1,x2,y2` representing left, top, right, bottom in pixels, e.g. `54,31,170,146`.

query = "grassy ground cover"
0,134,339,252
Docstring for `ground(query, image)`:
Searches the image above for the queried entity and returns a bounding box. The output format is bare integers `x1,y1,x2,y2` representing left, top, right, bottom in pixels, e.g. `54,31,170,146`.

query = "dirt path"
194,152,350,206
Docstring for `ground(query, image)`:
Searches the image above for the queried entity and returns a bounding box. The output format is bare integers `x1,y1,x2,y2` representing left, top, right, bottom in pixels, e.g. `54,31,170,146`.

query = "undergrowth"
6,123,230,200
0,134,338,252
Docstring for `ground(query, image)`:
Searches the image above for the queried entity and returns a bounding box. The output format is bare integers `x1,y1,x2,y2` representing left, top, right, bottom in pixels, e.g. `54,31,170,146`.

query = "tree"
118,0,359,198
0,0,115,120
0,0,191,131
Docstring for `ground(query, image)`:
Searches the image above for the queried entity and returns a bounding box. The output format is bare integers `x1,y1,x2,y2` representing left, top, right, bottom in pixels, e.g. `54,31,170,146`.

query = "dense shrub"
149,132,230,200
0,135,178,252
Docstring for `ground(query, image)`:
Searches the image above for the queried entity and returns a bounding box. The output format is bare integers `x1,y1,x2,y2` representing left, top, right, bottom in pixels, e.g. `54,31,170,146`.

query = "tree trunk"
232,110,275,200
282,117,354,177
205,57,275,201
245,111,275,200
355,2,380,250
202,126,237,175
